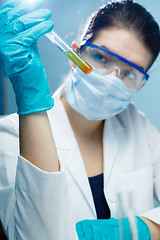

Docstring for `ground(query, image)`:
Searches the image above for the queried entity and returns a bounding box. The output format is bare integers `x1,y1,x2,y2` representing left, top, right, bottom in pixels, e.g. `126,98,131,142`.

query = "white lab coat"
0,85,160,240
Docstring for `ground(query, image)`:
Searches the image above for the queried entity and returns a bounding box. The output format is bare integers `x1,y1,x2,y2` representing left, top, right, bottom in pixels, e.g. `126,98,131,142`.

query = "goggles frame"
81,41,149,81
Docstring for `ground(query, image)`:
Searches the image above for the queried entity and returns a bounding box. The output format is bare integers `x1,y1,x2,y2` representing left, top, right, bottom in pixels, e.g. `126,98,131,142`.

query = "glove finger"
76,221,93,239
12,9,52,33
1,0,44,26
0,0,20,15
18,20,54,45
0,0,21,21
76,222,90,240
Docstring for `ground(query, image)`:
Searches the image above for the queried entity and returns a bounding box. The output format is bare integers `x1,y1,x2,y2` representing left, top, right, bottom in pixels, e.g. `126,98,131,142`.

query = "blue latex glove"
76,217,151,240
0,0,54,114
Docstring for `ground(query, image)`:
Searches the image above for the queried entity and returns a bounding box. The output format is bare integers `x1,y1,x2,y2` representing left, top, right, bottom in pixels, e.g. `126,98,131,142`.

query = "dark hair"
79,0,160,68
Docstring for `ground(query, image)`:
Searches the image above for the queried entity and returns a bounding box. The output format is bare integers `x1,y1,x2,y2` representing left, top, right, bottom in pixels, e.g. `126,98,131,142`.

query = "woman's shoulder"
112,102,156,136
117,102,160,137
118,102,149,124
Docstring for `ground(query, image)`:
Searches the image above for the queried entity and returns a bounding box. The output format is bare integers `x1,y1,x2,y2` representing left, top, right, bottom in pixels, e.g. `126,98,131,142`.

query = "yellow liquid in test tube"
64,50,92,74
45,30,93,75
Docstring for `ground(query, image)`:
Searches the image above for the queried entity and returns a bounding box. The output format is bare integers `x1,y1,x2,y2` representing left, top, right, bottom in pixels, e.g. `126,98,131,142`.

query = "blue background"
0,0,160,130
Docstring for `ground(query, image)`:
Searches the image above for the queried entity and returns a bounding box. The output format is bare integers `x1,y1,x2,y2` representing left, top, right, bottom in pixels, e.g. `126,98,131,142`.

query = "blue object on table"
76,216,151,240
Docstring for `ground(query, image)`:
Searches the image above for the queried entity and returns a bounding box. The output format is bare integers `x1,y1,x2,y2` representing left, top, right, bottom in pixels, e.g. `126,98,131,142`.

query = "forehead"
92,28,153,71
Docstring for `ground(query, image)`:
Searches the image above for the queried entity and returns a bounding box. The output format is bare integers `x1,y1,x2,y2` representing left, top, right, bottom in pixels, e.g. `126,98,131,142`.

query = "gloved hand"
0,0,54,115
76,217,151,240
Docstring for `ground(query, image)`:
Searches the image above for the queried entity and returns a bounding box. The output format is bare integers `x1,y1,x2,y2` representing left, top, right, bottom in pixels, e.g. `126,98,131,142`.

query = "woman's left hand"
76,217,151,240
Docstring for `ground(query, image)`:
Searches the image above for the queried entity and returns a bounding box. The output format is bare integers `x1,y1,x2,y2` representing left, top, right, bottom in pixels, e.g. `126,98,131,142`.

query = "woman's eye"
124,70,136,80
91,51,107,63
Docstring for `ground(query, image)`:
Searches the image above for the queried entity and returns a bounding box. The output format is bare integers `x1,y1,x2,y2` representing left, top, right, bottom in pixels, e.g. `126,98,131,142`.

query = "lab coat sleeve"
0,114,19,239
139,115,160,224
0,115,78,240
15,156,78,240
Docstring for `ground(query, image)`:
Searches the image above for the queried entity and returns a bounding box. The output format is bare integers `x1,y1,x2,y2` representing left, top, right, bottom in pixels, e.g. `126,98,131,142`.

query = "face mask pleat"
66,68,136,120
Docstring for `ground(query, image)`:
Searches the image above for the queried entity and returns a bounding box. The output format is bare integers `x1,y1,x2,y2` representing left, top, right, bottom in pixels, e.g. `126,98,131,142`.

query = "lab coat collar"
48,85,74,150
48,84,126,217
48,86,97,217
49,84,125,149
103,118,120,187
65,146,97,217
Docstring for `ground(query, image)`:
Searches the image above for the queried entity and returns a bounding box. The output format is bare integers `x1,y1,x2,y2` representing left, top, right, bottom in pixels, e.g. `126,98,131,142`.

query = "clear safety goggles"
80,41,149,89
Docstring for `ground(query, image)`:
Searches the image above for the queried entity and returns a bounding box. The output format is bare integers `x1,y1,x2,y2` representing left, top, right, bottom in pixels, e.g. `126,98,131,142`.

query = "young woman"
0,0,160,239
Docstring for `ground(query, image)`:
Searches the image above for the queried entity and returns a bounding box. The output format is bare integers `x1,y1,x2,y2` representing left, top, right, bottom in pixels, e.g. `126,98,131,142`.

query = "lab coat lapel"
103,117,121,186
48,92,96,218
65,145,97,217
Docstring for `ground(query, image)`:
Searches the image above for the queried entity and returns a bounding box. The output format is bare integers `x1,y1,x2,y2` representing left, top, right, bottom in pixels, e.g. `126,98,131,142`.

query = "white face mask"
65,67,136,120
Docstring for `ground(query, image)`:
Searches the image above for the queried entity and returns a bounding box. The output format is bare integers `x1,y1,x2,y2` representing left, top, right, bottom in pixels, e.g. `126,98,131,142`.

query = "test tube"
117,191,138,240
45,31,93,74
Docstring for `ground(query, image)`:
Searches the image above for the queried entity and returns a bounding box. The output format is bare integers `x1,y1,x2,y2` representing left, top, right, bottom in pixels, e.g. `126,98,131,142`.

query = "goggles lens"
80,41,149,89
